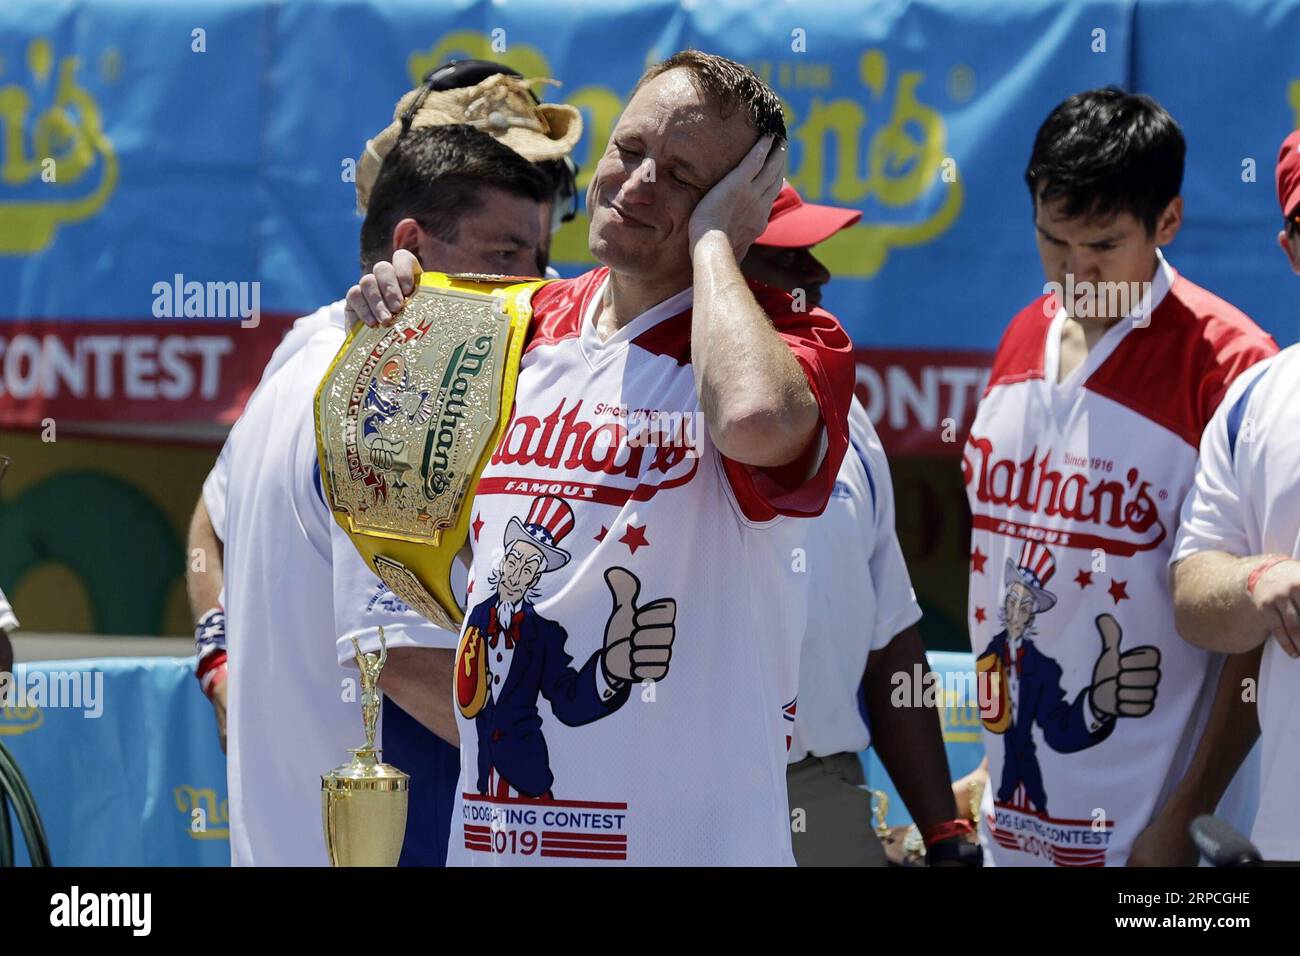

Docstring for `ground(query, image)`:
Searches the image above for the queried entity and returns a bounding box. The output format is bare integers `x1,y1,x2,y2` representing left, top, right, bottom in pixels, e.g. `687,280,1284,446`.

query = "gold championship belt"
315,271,552,631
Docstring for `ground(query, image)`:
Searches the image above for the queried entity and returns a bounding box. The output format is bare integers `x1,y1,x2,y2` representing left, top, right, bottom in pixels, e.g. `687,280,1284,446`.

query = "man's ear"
1279,229,1300,275
390,218,424,257
1153,196,1183,246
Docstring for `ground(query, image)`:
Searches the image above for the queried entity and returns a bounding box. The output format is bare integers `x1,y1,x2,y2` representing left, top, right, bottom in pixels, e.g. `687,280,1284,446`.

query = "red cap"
1278,130,1300,218
756,183,862,248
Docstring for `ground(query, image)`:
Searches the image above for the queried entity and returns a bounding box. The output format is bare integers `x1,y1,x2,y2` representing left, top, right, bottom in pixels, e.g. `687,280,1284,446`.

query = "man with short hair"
738,184,975,866
964,89,1276,866
220,124,552,866
1169,128,1300,862
350,50,855,866
185,61,580,754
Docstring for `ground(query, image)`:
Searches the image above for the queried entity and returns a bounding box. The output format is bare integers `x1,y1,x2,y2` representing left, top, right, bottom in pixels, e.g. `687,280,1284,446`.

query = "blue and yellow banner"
1,0,1298,448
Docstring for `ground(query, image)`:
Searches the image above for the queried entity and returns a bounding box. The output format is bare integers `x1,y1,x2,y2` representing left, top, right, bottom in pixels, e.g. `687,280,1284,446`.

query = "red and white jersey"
446,267,854,867
964,254,1276,866
1172,344,1300,861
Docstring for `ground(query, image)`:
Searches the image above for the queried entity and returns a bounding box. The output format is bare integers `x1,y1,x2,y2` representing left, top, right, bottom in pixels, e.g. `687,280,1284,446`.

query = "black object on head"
1026,87,1185,236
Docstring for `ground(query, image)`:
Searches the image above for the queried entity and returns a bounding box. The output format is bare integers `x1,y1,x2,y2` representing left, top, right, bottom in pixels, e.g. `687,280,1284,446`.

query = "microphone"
1189,815,1262,867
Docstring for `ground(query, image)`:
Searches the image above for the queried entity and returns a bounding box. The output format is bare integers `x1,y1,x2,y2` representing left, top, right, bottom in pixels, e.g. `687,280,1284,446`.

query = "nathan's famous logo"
962,435,1167,555
421,334,494,499
0,38,118,254
410,35,962,276
173,785,229,840
489,398,700,500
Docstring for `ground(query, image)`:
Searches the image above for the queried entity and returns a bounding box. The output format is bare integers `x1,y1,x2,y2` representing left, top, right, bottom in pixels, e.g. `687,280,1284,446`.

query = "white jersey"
203,300,346,541
788,397,921,763
220,323,456,866
0,586,18,632
1172,344,1300,861
446,268,854,866
964,254,1275,866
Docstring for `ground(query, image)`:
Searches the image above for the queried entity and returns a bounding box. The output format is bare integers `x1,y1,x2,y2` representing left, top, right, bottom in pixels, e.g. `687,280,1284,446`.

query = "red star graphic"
471,512,484,542
1074,569,1093,589
594,525,608,543
619,523,649,554
1108,579,1130,604
971,546,987,574
974,606,987,624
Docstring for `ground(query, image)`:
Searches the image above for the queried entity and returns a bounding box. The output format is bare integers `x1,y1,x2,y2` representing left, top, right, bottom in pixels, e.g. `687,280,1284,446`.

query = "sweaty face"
587,69,760,285
421,186,546,278
1034,191,1180,324
740,244,832,306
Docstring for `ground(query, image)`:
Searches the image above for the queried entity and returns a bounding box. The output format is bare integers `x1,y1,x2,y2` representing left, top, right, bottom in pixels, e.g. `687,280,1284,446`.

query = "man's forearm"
1157,646,1261,821
1173,551,1271,653
864,626,959,832
689,231,818,467
186,498,225,619
376,648,460,747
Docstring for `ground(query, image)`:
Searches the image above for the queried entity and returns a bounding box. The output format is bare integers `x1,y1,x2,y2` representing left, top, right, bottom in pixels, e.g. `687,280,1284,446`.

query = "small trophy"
321,628,409,867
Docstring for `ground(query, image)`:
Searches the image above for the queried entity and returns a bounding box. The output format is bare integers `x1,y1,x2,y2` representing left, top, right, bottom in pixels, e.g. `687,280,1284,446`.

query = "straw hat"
356,73,583,213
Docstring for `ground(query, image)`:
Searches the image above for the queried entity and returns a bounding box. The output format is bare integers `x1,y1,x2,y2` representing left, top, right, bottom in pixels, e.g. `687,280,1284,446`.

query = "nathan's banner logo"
412,35,963,276
0,38,118,254
422,334,494,499
962,435,1167,556
174,785,230,840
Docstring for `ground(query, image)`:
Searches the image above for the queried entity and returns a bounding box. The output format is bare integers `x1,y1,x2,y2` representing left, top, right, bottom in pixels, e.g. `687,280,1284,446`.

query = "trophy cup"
315,271,552,631
321,629,409,867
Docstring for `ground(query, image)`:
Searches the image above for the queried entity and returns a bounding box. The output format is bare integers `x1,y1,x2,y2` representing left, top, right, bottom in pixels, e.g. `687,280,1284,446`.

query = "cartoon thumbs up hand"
1089,613,1161,718
602,567,676,684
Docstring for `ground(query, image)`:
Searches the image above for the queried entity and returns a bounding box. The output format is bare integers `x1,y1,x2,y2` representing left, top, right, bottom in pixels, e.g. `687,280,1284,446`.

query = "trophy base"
321,747,410,867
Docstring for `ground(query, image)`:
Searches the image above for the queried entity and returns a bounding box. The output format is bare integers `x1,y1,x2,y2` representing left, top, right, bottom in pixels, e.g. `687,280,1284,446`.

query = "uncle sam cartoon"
977,542,1162,814
454,495,677,799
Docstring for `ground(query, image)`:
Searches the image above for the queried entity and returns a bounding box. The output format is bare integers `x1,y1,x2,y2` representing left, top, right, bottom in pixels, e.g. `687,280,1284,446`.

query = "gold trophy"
321,629,409,867
315,271,552,631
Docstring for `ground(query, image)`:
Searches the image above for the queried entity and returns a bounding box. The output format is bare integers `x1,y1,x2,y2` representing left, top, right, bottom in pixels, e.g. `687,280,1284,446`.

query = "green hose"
0,740,51,867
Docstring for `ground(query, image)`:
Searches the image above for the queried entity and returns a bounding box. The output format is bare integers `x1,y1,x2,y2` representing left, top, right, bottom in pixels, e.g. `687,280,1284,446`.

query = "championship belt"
315,271,552,631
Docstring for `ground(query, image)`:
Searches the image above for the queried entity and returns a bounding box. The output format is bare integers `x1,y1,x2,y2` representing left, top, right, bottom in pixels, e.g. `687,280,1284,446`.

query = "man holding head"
350,51,854,866
1169,128,1300,862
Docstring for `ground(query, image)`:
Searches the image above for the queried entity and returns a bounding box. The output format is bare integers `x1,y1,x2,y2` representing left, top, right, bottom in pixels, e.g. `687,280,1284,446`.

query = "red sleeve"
720,286,855,521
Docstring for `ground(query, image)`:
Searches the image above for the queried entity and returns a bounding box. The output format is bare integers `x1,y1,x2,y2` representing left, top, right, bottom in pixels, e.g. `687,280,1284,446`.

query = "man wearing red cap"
741,185,976,867
1169,128,1300,861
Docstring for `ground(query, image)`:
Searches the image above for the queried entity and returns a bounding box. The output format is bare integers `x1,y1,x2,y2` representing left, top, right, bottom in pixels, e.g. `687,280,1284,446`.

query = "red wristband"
197,650,228,699
1247,556,1290,596
922,818,974,848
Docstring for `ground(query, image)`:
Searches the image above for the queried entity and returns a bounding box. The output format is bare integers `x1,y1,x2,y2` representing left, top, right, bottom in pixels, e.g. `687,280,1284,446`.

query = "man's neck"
596,270,692,339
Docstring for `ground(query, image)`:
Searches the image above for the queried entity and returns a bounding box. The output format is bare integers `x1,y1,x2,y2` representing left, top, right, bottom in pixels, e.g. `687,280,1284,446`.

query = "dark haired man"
1169,129,1300,862
215,125,551,867
186,63,580,758
350,50,855,866
963,88,1276,866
